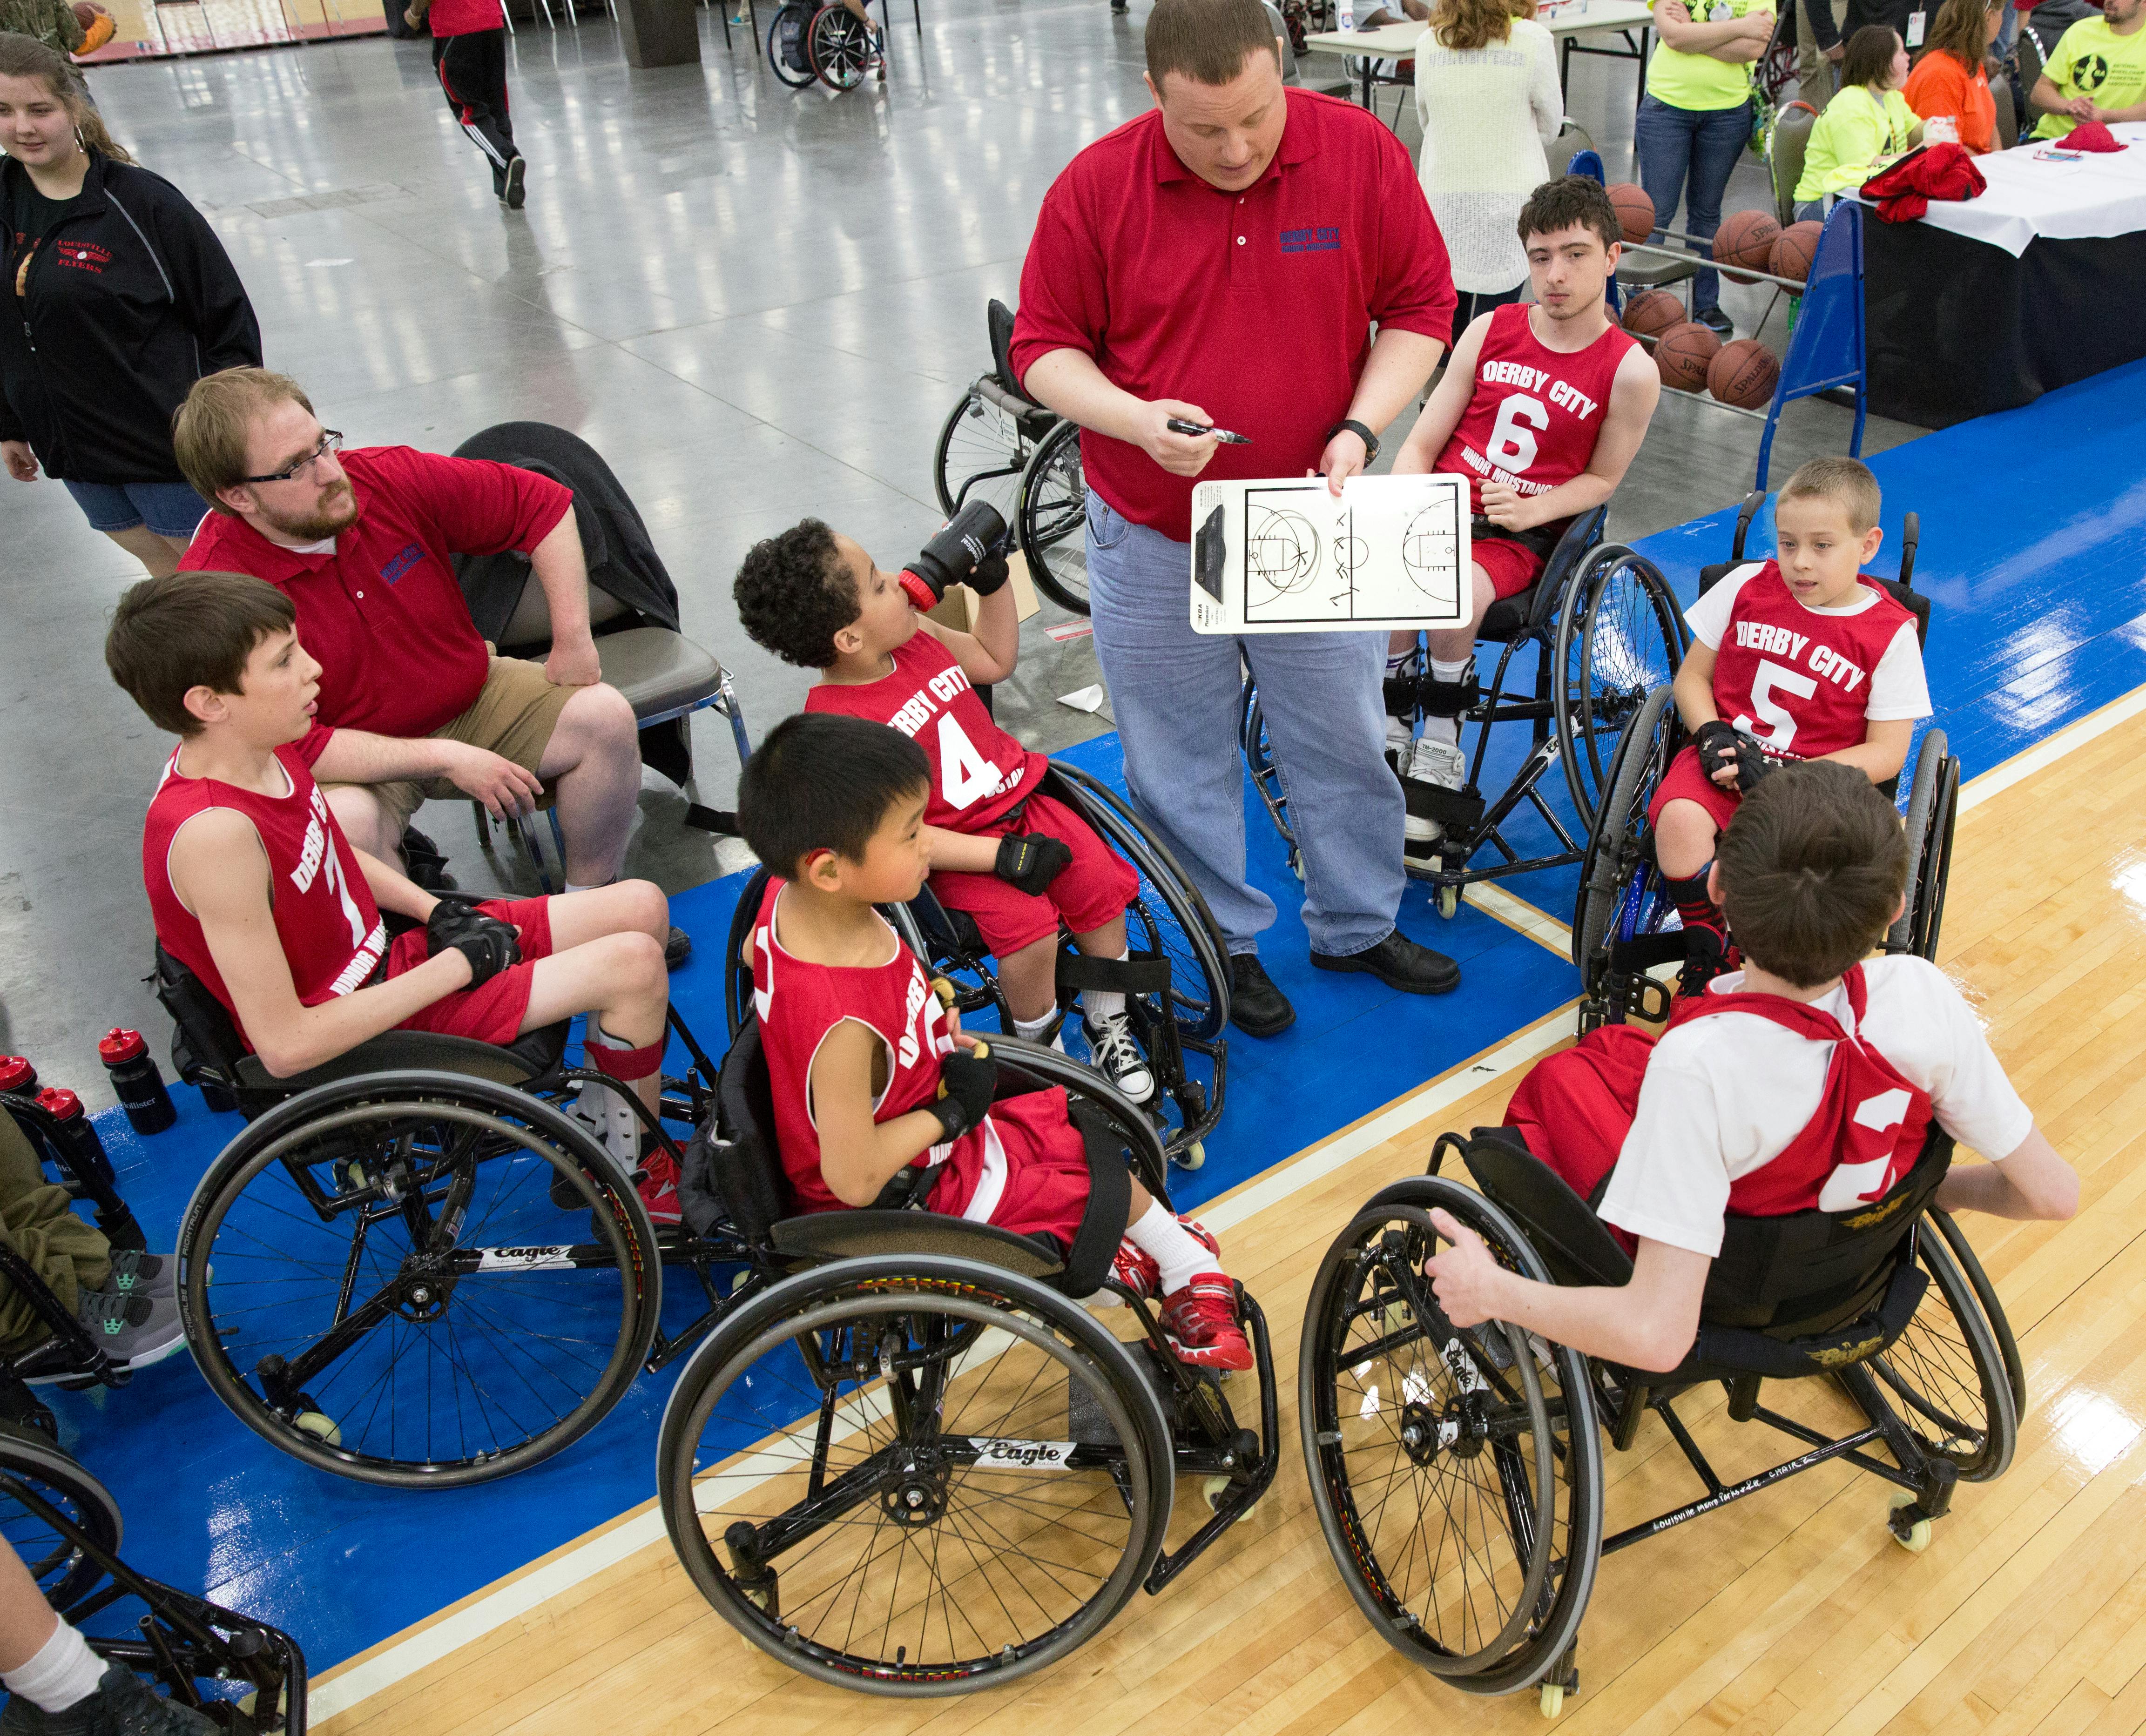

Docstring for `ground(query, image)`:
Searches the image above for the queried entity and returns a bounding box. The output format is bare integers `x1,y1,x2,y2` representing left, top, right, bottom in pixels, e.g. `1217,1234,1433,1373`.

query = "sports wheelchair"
1571,498,1953,1031
931,299,1090,615
0,1421,308,1730
1300,1121,2021,1714
1242,509,1686,917
765,0,891,91
655,1020,1279,1694
722,760,1232,1171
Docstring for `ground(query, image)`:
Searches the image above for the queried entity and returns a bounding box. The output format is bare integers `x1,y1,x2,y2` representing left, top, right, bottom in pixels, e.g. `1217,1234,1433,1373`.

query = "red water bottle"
33,1089,118,1191
0,1056,36,1099
98,1029,175,1136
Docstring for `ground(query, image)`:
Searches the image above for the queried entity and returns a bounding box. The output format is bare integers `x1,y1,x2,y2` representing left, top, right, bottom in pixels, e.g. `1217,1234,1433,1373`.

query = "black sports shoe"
1228,954,1295,1037
0,1663,217,1735
1310,930,1461,996
1693,304,1734,338
664,925,692,969
502,154,527,210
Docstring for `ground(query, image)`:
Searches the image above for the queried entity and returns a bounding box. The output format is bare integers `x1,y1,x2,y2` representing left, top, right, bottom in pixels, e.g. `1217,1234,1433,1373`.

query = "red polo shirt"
1010,88,1455,545
182,445,572,744
428,0,505,34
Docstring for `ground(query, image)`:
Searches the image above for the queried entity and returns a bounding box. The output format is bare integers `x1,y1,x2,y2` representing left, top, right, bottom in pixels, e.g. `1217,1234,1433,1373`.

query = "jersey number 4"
1734,658,1819,753
938,713,1004,810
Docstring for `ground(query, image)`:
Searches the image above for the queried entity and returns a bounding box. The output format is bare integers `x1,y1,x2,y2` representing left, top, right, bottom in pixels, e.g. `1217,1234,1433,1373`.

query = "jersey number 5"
938,713,1003,811
1734,658,1819,752
1485,393,1549,474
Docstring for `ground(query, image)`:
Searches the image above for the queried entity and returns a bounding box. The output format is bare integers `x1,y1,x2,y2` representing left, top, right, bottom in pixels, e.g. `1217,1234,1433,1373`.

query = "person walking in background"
1636,0,1773,337
406,0,524,209
1412,0,1562,334
1902,0,2002,152
0,33,260,578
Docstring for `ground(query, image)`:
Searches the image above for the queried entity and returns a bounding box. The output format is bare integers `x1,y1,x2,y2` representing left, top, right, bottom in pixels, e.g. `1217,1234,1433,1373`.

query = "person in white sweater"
1413,0,1564,330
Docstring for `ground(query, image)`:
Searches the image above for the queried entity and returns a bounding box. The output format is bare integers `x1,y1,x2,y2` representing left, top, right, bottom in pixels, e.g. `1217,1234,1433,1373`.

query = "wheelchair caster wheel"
1202,1475,1255,1524
1437,884,1459,920
293,1411,342,1448
1173,1142,1205,1171
1887,1489,1933,1552
1540,1683,1565,1718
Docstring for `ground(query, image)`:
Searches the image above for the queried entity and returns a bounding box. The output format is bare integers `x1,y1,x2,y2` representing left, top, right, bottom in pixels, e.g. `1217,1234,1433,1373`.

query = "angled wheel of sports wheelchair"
656,1027,1278,1694
1302,1125,2018,1710
1018,416,1090,615
765,0,818,85
932,300,1065,528
807,2,877,89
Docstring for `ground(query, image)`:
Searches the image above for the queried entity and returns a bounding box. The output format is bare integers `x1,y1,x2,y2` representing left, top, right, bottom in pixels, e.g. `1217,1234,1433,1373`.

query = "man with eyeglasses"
170,367,687,964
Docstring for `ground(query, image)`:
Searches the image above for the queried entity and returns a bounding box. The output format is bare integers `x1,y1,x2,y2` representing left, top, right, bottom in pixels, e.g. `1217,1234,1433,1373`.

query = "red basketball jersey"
143,745,390,1054
1707,562,1919,760
1435,303,1639,518
806,631,1043,830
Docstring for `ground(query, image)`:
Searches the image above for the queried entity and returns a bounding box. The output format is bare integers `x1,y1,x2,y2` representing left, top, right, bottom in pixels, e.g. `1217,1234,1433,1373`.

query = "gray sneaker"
100,1251,174,1301
74,1288,184,1371
1402,736,1466,856
0,1663,217,1735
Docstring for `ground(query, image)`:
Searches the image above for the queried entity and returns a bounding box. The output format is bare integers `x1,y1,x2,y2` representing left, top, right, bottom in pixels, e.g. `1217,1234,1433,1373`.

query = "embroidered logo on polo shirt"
380,544,425,585
1279,226,1341,254
54,240,110,274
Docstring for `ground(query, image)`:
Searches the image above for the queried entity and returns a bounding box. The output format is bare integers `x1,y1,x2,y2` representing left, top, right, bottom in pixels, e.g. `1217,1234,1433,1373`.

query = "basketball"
72,0,115,49
1714,209,1782,284
1768,220,1823,284
1708,337,1781,409
1621,289,1683,337
1607,182,1655,245
1654,321,1721,391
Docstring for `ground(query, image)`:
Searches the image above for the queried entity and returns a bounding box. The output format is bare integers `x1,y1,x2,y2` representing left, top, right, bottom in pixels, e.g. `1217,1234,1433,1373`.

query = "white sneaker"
1384,714,1413,776
1083,1011,1155,1104
1407,735,1465,793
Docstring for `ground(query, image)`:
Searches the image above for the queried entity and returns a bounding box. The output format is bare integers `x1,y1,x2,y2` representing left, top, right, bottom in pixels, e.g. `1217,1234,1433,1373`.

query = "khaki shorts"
322,655,577,836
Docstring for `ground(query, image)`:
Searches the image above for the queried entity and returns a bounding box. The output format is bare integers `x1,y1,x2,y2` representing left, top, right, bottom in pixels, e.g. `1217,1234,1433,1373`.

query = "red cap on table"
2058,121,2126,154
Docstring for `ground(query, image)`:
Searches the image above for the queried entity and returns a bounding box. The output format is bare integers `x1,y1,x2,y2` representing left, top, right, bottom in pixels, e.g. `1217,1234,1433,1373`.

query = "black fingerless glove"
1694,719,1741,783
927,1049,998,1142
993,832,1073,896
425,897,522,989
967,550,1011,596
1734,738,1775,792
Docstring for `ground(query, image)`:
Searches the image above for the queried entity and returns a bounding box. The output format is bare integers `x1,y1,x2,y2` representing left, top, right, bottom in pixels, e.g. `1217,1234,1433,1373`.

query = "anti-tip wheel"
1437,884,1460,919
1540,1683,1565,1717
1888,1489,1933,1553
293,1411,342,1448
1173,1142,1206,1171
1202,1475,1256,1524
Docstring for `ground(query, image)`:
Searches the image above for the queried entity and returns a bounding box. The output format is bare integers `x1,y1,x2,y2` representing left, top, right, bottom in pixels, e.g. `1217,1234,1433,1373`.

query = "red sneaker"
1159,1272,1252,1371
636,1149,684,1226
1109,1218,1221,1299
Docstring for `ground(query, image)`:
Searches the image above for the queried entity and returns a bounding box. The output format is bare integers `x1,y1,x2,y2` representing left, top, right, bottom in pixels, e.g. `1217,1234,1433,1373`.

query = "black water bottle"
33,1089,117,1192
98,1029,175,1136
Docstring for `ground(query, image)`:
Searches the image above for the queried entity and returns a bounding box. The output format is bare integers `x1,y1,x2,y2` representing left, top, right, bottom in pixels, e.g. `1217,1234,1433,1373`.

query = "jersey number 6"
1485,393,1549,474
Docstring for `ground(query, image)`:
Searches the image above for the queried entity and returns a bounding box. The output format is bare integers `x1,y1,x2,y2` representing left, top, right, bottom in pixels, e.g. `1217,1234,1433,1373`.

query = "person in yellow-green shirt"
2030,0,2146,139
1794,25,1922,216
1637,0,1775,335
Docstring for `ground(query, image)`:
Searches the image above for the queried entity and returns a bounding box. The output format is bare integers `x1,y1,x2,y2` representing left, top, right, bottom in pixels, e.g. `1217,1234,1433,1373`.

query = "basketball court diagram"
1190,475,1469,633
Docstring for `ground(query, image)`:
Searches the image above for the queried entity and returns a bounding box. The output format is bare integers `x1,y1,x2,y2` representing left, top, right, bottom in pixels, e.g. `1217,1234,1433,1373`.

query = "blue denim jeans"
1635,94,1753,314
1083,491,1404,958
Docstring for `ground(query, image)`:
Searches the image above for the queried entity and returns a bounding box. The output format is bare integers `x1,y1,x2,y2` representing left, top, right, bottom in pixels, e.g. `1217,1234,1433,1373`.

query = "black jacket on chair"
0,152,261,484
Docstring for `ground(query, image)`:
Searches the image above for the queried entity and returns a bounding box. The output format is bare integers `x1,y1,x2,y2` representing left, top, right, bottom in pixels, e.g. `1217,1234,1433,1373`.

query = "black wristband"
1327,418,1380,464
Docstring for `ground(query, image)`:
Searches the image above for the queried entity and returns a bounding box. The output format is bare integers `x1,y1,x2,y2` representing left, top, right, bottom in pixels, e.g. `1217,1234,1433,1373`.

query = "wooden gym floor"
310,689,2146,1736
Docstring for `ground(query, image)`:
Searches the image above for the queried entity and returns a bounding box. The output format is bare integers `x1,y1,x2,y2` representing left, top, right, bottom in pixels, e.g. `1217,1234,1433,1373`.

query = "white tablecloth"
1859,122,2146,256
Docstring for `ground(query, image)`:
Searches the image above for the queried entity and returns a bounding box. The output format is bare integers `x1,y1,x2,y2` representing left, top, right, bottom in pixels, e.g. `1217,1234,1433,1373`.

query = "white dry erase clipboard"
1189,474,1471,634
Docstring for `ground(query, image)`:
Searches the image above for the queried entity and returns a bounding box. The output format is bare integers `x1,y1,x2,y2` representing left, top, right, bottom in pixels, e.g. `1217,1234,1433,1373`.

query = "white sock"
3,1619,104,1715
1384,650,1414,675
1081,949,1129,1023
1012,1010,1057,1043
1125,1200,1218,1298
578,1020,643,1173
1430,656,1471,683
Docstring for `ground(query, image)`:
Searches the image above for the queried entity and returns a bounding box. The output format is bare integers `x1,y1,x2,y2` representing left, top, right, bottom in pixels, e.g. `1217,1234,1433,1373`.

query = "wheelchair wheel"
807,3,874,89
658,1255,1172,1695
1572,684,1678,1012
931,386,1035,524
1858,1222,2019,1483
1929,1208,2026,1418
1552,547,1685,833
1888,730,1958,961
1301,1179,1602,1690
0,1424,122,1615
179,1073,661,1488
1050,763,1232,1043
1018,417,1090,616
765,0,817,86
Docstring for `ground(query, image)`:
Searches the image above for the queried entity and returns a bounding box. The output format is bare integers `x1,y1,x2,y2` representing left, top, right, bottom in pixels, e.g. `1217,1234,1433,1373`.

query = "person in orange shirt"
1903,0,2003,151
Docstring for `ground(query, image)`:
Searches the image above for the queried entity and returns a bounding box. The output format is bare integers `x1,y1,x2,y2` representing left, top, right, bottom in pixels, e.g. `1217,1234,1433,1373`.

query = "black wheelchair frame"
1242,511,1687,918
1300,1123,2020,1712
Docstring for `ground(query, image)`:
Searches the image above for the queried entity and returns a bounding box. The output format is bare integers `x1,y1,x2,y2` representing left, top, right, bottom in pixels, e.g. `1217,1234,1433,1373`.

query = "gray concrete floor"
1,8,1916,1104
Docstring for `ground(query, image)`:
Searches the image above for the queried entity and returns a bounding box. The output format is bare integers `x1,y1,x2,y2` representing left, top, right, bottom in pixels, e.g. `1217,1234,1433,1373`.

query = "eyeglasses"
243,429,344,485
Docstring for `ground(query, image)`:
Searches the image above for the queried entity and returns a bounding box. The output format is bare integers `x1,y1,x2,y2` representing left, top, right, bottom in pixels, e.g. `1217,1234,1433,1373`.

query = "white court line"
305,681,2146,1724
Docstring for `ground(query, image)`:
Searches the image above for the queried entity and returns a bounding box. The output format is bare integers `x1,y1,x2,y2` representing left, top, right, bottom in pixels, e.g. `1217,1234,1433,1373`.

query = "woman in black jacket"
0,32,261,576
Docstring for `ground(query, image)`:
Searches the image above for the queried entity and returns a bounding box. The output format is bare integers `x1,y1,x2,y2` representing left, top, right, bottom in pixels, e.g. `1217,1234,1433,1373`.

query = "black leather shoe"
1228,954,1295,1037
665,925,692,969
1310,930,1461,995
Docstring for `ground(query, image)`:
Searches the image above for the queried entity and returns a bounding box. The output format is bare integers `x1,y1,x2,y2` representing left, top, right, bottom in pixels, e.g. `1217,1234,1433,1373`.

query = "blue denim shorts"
63,478,210,541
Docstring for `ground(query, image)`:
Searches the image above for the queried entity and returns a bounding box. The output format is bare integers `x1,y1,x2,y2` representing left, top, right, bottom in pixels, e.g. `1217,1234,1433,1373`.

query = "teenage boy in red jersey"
734,712,1250,1369
405,0,526,209
105,570,686,1222
733,520,1155,1104
1386,176,1663,861
1427,765,2078,1374
1654,455,1930,993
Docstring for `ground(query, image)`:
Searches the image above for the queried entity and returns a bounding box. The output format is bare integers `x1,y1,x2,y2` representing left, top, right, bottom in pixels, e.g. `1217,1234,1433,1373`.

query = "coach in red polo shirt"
1011,0,1459,1039
172,367,659,937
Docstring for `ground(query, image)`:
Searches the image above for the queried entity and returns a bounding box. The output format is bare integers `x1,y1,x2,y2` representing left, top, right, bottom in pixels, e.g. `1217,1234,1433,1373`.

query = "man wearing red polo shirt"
169,368,677,958
1011,0,1460,1040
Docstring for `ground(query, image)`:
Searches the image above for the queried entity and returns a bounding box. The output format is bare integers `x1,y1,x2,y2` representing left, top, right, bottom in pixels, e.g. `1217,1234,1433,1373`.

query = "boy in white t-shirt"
1427,762,2079,1373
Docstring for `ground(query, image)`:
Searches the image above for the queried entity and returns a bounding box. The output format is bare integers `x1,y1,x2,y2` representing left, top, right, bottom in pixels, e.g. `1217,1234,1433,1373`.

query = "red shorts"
930,1087,1093,1247
926,790,1140,957
386,895,555,1045
1645,744,1743,835
1474,534,1548,600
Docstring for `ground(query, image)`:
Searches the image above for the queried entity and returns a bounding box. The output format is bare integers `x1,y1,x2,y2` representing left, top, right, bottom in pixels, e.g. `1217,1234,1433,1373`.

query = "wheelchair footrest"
1403,780,1485,838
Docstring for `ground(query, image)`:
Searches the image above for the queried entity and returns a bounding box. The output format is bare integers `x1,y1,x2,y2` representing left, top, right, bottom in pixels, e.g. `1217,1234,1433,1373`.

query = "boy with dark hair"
1384,175,1662,862
1424,762,2078,1373
1653,454,1930,994
735,712,1251,1369
105,571,686,1223
733,520,1156,1103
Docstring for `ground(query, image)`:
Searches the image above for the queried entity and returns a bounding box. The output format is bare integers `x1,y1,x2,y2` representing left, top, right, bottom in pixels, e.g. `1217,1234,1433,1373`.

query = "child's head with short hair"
105,570,303,738
737,712,933,901
1773,456,1886,610
1714,761,1910,989
734,518,918,672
